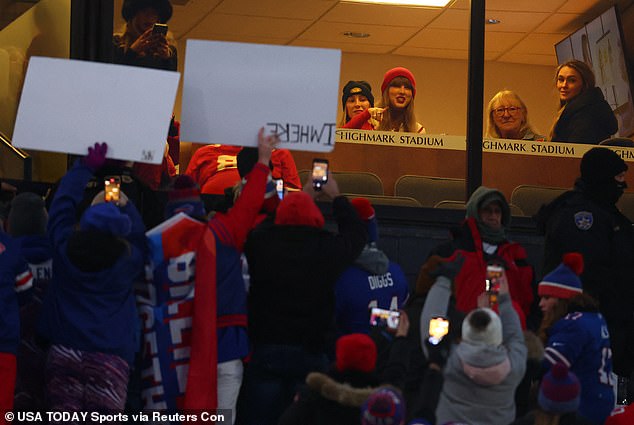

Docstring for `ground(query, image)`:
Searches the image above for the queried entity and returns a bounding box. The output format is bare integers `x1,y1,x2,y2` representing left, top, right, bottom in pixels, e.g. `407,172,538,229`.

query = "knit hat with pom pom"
538,362,581,414
538,253,584,299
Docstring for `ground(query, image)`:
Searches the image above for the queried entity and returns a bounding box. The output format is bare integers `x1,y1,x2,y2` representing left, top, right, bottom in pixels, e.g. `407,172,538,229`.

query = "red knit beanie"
351,197,378,242
336,333,377,373
381,67,416,97
274,191,325,228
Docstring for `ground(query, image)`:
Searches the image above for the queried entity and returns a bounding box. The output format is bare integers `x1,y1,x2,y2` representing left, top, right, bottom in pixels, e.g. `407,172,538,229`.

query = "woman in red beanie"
345,67,425,133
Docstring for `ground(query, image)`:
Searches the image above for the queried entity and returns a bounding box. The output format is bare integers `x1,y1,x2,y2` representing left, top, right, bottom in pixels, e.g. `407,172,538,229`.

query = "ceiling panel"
290,39,395,54
485,32,526,53
483,11,551,33
427,9,469,29
296,21,419,45
485,0,567,13
321,3,441,27
496,52,559,66
405,28,468,50
533,13,583,34
510,33,567,56
111,0,633,65
214,0,337,19
185,14,310,40
558,0,613,14
394,46,467,60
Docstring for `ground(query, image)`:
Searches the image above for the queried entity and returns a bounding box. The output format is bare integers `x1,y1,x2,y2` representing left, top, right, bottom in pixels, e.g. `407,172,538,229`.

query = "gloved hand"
424,332,451,368
429,253,465,281
84,142,108,171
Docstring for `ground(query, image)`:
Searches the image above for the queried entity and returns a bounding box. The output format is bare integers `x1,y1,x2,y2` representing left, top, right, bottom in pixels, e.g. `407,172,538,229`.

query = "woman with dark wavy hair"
113,0,177,71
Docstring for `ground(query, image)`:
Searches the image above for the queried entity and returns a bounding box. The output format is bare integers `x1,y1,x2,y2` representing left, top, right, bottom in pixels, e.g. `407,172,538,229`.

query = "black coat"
552,87,618,144
278,371,378,425
536,187,634,376
245,196,367,351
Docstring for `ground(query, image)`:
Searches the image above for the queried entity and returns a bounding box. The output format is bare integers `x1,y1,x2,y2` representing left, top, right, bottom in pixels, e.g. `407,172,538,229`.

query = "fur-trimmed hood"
306,372,376,408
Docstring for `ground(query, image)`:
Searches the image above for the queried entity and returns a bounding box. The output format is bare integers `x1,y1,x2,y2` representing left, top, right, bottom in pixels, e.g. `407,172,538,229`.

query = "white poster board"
12,57,180,164
181,40,341,152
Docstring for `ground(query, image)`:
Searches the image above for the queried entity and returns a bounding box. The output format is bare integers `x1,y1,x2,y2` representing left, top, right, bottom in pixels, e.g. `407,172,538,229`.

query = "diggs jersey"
544,311,615,425
137,213,217,411
335,262,409,335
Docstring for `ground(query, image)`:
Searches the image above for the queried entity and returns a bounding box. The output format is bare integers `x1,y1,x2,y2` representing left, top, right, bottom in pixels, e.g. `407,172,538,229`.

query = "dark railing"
0,131,32,181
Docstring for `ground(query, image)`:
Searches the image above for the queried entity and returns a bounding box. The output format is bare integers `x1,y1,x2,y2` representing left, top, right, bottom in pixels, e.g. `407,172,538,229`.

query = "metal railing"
0,131,32,181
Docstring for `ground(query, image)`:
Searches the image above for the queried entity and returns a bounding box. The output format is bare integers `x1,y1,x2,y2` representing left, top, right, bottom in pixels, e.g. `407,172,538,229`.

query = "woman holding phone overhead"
345,67,425,133
113,0,177,71
549,59,617,144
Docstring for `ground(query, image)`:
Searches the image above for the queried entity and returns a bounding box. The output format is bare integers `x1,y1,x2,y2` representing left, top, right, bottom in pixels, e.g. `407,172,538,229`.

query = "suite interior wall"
179,51,557,172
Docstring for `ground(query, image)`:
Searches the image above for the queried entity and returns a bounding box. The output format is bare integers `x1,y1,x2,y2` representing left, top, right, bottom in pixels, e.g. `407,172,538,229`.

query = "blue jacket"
38,162,145,364
0,232,33,354
335,246,409,335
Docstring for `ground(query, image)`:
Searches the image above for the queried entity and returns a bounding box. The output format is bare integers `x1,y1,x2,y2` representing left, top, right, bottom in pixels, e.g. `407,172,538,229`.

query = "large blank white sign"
12,57,180,164
181,40,341,152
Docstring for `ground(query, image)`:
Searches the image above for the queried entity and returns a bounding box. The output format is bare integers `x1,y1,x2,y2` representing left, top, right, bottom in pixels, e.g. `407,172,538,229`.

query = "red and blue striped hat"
538,253,584,299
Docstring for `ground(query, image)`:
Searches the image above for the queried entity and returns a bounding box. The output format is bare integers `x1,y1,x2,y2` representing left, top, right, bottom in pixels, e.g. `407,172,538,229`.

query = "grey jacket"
420,276,527,425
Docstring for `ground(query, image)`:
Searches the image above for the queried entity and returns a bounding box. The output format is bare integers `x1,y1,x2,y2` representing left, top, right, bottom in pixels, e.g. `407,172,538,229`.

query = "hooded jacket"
335,244,409,335
38,162,145,364
279,371,378,425
552,87,618,145
422,276,527,425
245,195,366,351
431,187,534,318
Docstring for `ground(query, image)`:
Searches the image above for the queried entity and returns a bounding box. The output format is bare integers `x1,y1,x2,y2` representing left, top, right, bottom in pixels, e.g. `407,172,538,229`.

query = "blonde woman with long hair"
486,90,543,140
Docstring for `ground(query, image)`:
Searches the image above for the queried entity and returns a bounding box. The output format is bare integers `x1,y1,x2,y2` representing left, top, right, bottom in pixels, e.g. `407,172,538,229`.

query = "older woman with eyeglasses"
486,90,544,140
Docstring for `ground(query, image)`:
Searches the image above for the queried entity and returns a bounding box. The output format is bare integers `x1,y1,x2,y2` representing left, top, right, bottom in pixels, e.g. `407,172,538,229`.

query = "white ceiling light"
343,0,452,6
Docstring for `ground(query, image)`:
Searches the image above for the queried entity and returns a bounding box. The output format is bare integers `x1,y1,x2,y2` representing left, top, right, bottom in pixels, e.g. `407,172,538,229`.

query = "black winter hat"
237,147,273,178
8,192,47,237
342,80,374,111
580,147,628,184
122,0,173,23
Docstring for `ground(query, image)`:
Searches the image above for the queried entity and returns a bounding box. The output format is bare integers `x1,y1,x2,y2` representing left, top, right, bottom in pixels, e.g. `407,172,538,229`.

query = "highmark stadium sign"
334,129,634,161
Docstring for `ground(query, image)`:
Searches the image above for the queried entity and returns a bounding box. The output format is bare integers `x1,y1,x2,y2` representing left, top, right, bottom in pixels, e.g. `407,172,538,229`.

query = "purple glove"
84,142,108,171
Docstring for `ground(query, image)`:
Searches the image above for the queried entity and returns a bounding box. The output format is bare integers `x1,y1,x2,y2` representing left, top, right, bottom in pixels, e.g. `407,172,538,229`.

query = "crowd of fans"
1,140,633,425
1,0,633,424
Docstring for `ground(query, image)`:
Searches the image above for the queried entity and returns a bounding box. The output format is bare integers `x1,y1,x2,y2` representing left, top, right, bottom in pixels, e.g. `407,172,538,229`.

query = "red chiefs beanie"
336,333,377,373
381,67,416,97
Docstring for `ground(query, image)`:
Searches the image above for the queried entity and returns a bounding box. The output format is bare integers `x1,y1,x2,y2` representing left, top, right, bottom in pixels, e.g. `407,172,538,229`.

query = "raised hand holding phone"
311,159,329,191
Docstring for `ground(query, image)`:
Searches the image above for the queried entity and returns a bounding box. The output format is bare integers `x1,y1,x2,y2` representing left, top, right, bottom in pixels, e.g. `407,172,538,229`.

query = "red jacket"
440,218,534,317
186,145,301,194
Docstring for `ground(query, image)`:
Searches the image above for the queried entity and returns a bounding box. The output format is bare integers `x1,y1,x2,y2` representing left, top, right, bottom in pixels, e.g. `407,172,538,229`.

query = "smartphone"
312,159,329,191
152,23,168,36
485,264,504,304
274,178,284,200
428,316,450,345
369,307,400,330
104,176,121,204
